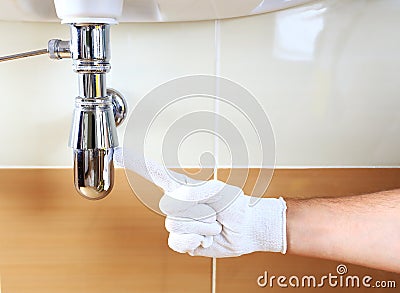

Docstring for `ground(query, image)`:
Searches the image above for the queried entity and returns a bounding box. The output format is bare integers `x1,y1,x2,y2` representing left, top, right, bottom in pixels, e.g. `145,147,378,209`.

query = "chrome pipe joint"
69,94,118,200
61,23,126,200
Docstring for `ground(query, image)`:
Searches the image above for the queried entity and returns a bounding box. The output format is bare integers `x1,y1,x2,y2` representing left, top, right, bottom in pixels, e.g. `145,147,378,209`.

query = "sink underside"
0,0,314,22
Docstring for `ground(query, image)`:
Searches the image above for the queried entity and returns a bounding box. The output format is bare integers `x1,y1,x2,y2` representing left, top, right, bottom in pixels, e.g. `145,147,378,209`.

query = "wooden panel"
0,168,398,292
0,169,210,293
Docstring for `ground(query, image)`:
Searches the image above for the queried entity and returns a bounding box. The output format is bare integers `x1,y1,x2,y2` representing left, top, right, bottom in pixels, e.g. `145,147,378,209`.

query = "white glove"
114,147,287,258
159,180,287,257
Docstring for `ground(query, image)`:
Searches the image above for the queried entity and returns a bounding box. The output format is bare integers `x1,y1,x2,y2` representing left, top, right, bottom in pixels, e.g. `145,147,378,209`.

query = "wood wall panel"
0,169,210,293
0,168,398,292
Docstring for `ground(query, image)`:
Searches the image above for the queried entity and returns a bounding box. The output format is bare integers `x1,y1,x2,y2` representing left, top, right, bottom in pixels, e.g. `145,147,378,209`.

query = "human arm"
114,148,400,272
286,190,400,273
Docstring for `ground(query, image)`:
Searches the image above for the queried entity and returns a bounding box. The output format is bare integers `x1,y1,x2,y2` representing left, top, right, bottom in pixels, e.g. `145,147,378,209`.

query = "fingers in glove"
165,217,222,236
114,147,183,192
160,195,217,222
188,234,239,258
166,180,226,202
168,233,207,254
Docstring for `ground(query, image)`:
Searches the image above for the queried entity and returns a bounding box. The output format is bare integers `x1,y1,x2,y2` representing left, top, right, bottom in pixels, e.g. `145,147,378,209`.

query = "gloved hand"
159,180,287,257
114,147,287,258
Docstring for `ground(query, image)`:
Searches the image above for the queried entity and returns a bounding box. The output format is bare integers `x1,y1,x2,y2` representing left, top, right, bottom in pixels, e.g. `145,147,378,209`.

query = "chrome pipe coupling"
48,39,71,60
69,23,111,74
69,96,118,200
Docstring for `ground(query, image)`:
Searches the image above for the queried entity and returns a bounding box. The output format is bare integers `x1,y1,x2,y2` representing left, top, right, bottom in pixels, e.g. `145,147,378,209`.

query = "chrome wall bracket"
108,88,128,127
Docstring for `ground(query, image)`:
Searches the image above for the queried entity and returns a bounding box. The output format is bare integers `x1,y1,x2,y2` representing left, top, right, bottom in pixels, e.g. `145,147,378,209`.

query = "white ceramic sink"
0,0,314,22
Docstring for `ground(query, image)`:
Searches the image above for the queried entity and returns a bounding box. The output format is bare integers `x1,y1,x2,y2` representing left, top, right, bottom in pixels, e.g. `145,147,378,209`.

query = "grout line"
132,165,400,169
164,165,400,169
0,166,73,169
162,165,400,169
214,18,221,178
272,165,400,169
212,18,221,293
0,165,399,169
212,257,217,293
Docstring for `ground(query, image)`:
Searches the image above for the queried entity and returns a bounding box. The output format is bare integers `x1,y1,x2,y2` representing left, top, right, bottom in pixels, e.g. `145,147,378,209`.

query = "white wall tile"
110,22,216,167
218,0,400,167
0,0,399,168
0,20,215,166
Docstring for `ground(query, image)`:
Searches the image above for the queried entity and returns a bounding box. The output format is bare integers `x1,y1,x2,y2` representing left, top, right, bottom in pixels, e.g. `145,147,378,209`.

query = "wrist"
250,197,287,254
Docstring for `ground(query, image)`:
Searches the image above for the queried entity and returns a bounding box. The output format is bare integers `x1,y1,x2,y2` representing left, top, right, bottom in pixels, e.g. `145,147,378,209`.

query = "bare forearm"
286,189,400,273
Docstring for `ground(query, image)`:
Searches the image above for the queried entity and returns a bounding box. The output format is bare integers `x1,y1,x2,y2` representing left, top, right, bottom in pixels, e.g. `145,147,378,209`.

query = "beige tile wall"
0,0,399,167
218,0,400,167
0,20,216,166
0,168,398,292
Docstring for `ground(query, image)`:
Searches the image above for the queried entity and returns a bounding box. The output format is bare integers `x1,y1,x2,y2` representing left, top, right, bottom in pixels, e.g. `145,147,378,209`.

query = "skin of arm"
286,189,400,273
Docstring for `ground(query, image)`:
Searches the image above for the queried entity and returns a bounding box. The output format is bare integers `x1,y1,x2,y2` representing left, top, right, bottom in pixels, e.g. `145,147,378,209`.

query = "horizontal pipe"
0,49,48,62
